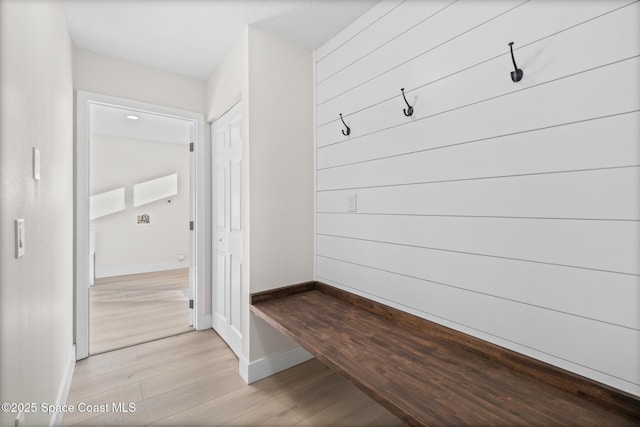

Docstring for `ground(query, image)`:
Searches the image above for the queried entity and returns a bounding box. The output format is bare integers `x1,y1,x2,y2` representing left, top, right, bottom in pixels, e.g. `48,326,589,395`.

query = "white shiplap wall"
314,0,640,396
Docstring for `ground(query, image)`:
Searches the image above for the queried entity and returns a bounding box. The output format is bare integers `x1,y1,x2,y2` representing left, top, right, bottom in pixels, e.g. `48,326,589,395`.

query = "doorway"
75,91,206,360
88,103,193,353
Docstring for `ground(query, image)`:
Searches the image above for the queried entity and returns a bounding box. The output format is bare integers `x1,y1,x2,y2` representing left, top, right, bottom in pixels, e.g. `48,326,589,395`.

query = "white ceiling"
90,104,192,145
61,0,379,81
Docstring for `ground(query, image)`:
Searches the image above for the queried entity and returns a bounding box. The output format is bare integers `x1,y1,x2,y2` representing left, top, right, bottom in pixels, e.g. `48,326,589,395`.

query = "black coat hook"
508,42,523,82
401,88,414,117
339,113,351,136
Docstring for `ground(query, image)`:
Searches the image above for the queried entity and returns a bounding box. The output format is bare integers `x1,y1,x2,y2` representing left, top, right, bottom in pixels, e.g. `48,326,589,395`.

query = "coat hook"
401,88,413,117
339,113,351,136
508,42,523,82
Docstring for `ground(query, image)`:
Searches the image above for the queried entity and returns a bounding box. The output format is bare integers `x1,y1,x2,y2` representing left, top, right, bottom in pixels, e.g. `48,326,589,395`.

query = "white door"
212,102,243,357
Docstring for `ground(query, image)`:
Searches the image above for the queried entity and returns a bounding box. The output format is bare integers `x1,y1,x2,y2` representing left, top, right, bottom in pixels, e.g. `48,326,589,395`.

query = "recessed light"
126,115,139,120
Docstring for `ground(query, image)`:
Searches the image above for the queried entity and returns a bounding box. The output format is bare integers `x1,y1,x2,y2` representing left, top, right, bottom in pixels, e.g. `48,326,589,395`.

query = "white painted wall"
246,27,315,361
90,134,190,278
74,49,205,113
206,28,249,124
206,26,315,377
315,0,640,397
0,1,75,426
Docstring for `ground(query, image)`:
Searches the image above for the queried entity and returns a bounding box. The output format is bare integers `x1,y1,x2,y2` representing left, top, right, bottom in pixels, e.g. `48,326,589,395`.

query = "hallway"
64,330,404,426
2,2,638,426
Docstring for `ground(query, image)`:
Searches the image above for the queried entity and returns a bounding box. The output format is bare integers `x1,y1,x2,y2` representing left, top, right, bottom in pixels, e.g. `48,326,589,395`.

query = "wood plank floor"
64,330,406,426
90,269,193,354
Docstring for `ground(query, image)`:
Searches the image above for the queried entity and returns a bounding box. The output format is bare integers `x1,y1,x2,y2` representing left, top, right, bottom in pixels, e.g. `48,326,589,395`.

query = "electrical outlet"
347,193,357,212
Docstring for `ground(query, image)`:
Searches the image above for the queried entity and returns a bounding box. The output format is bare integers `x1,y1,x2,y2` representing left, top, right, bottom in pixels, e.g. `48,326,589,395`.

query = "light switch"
15,219,25,258
33,147,40,180
347,193,357,212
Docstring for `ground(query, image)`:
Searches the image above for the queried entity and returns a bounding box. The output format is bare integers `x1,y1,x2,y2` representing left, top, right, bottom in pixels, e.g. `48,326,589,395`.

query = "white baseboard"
95,261,188,279
51,344,76,427
196,314,212,330
239,345,314,384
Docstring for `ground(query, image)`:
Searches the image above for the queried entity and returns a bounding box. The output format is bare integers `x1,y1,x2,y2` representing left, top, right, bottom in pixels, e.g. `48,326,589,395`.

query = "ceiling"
61,0,379,81
90,104,192,145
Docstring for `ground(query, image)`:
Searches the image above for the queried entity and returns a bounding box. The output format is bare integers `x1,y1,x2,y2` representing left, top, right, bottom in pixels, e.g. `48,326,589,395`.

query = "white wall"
206,26,315,374
206,28,249,124
246,27,315,363
90,134,190,278
74,49,205,113
0,1,75,426
315,0,640,396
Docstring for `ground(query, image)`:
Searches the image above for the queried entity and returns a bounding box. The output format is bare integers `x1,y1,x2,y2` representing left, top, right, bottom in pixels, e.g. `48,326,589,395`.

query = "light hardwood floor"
64,329,406,426
90,269,193,354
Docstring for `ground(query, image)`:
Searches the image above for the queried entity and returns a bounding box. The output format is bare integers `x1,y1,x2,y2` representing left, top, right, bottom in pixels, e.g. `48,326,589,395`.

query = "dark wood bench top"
251,282,640,427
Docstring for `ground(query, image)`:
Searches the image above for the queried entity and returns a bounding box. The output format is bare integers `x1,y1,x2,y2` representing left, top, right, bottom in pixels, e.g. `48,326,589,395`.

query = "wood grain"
251,281,317,304
251,282,640,426
64,329,404,426
90,269,192,354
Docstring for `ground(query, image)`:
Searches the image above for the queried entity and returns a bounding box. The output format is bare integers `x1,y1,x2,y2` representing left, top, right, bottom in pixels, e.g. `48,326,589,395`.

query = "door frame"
75,91,207,360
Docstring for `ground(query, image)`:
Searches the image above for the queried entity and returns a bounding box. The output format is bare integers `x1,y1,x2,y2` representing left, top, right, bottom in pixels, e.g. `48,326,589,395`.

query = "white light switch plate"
16,219,25,258
33,147,40,180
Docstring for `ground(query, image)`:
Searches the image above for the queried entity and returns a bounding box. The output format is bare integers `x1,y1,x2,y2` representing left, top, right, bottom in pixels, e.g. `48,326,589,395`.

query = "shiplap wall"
314,0,640,396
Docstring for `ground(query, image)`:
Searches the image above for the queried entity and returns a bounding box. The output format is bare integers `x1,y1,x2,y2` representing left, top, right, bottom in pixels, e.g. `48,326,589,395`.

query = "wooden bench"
251,281,640,426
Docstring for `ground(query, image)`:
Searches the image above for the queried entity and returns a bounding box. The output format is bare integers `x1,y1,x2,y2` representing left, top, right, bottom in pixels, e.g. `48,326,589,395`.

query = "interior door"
212,102,243,357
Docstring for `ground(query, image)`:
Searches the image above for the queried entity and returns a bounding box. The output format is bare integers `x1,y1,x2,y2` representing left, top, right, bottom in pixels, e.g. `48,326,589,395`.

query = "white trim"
75,91,206,359
197,314,212,331
95,262,189,280
76,91,91,360
192,108,206,331
238,345,314,384
51,345,76,427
